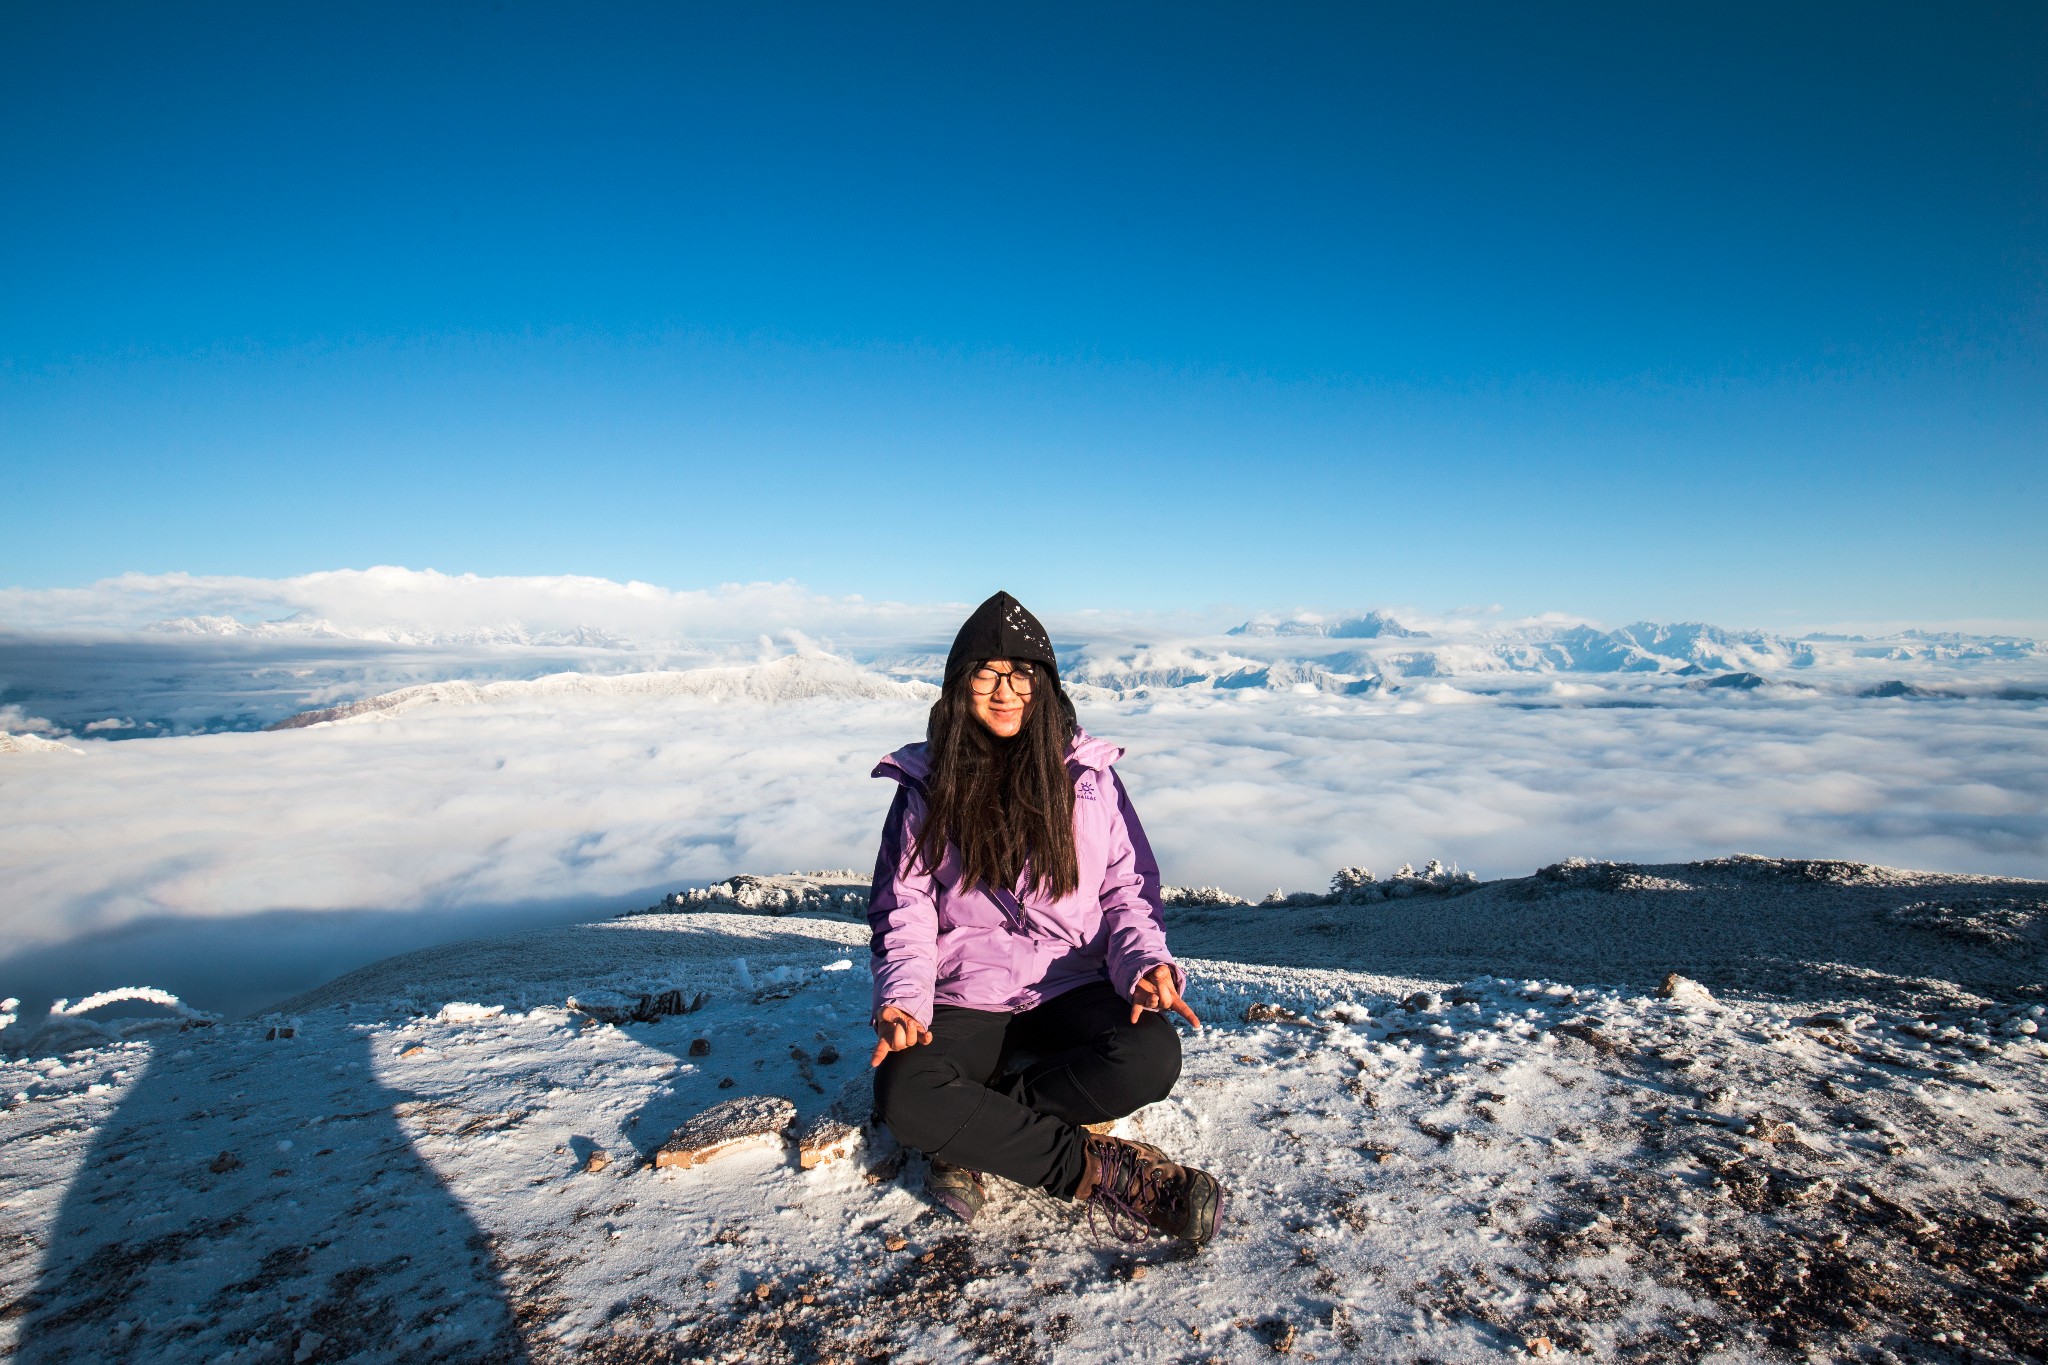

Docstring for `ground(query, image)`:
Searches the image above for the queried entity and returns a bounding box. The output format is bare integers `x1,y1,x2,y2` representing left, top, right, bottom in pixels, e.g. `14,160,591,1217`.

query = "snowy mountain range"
5,612,2042,745
1052,617,2044,698
266,655,938,729
146,613,638,650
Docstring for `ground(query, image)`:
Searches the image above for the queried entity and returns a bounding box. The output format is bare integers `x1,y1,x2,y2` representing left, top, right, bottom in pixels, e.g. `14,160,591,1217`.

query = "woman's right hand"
868,1005,933,1067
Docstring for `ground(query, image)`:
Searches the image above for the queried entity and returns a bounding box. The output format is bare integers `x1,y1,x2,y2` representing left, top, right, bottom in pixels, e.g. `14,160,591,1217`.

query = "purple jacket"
867,731,1183,1026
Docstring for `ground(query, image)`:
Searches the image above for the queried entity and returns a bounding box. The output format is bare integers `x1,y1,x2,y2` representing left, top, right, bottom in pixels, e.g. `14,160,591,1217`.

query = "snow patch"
433,1001,506,1023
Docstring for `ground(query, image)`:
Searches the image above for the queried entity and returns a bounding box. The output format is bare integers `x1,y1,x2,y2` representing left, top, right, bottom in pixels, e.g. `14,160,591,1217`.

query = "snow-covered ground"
3,861,2044,1363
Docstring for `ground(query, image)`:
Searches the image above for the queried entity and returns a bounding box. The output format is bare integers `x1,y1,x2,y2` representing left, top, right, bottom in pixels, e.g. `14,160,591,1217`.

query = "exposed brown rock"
797,1115,861,1170
653,1094,795,1170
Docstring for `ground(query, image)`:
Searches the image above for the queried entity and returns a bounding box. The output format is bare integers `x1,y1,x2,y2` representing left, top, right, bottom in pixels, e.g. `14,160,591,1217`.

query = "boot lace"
1082,1139,1184,1244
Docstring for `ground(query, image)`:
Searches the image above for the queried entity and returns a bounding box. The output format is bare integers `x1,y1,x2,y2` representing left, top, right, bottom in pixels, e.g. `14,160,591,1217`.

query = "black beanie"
945,591,1057,681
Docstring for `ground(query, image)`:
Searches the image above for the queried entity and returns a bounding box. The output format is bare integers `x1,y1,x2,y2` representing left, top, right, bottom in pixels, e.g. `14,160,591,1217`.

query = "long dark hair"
915,663,1080,899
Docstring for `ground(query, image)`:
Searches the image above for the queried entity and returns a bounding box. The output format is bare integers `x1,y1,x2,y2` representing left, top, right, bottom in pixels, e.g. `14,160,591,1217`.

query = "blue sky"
3,2,2043,628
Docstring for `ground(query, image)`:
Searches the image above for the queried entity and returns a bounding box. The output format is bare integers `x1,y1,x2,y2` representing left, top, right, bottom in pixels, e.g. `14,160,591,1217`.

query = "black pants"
872,979,1182,1200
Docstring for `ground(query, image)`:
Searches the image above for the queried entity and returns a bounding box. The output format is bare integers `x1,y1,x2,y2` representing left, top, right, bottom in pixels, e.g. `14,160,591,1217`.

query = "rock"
1525,1335,1554,1357
1244,1002,1303,1023
209,1151,241,1174
1550,1021,1630,1056
584,1148,610,1174
816,1044,840,1065
1768,1170,1834,1204
653,1095,796,1170
797,1115,861,1170
1748,1116,1799,1144
688,1038,711,1057
884,1234,908,1252
1255,1317,1296,1353
1401,991,1440,1013
571,989,708,1026
398,1044,427,1058
1657,973,1716,1006
293,1331,326,1363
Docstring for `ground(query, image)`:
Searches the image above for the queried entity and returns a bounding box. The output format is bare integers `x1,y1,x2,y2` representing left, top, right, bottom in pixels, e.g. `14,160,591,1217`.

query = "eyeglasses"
968,663,1037,697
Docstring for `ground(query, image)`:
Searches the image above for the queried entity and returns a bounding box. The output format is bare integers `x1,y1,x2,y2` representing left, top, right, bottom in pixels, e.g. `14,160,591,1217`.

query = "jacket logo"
1075,777,1097,800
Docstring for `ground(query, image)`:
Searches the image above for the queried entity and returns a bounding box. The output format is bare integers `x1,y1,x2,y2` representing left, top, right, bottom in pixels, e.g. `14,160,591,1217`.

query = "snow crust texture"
4,881,2046,1364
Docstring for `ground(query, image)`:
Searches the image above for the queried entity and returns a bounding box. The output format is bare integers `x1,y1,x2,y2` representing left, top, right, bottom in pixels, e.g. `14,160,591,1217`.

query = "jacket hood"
873,729,1124,787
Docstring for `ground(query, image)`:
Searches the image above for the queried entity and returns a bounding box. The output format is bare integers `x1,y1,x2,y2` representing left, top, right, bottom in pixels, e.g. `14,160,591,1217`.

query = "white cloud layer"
3,665,2043,1015
4,568,2043,1015
0,567,968,646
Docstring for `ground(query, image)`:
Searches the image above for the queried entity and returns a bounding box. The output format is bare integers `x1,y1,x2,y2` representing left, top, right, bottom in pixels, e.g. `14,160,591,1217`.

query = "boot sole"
933,1189,983,1222
1182,1171,1224,1245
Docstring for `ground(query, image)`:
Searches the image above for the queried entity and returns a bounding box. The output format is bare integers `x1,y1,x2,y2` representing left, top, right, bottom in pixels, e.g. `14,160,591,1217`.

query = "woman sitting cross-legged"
866,591,1223,1246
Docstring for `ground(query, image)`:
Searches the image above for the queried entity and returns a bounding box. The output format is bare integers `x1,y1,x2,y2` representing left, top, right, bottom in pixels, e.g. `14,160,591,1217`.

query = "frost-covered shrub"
1530,857,1690,895
1329,860,1478,903
627,872,871,921
1685,854,1889,886
1161,885,1254,908
1226,862,1480,909
1330,867,1375,898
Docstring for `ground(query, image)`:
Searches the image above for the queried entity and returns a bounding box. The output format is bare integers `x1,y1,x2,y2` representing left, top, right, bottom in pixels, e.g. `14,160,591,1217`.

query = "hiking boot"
925,1159,986,1223
1075,1132,1223,1246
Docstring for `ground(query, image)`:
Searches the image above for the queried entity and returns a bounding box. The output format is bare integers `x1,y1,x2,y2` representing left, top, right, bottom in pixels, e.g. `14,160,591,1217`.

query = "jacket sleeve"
1098,768,1185,1001
867,785,941,1027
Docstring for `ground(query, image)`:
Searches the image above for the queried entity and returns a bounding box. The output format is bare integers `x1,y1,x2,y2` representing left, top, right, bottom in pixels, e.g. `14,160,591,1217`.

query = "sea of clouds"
3,568,2044,1017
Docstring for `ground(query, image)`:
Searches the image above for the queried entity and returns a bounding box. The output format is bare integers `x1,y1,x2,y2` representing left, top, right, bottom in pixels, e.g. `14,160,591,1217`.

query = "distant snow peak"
1228,609,1423,639
1067,648,1386,697
265,654,936,729
0,733,82,756
145,612,634,649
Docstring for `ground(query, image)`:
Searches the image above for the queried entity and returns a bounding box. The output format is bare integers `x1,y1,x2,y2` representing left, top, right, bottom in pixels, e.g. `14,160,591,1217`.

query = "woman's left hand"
1128,963,1202,1030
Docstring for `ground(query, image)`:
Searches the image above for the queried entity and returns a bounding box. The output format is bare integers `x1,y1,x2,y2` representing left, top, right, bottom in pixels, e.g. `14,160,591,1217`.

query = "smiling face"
967,659,1036,738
